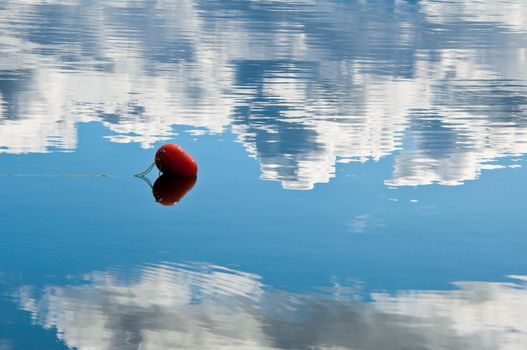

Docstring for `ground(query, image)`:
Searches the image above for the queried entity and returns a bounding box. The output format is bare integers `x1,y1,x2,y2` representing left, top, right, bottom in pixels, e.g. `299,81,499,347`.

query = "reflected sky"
14,262,527,350
1,0,526,189
1,1,527,349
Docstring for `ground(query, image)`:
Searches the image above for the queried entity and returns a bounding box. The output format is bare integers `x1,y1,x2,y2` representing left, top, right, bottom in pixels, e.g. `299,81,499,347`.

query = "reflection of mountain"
17,263,527,350
1,0,527,188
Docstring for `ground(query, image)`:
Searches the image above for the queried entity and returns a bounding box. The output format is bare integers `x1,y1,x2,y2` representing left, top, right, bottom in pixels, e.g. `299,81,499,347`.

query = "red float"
155,144,198,177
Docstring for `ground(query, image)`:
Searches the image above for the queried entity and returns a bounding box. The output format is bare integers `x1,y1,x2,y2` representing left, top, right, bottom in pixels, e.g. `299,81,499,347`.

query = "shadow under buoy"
136,173,197,206
152,174,197,206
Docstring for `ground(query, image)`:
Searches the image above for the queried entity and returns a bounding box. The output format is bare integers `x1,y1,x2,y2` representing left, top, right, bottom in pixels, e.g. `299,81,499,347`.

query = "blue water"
1,1,527,349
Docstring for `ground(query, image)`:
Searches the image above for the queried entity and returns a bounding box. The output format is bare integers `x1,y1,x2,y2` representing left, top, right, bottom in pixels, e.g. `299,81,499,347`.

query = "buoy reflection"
152,174,197,206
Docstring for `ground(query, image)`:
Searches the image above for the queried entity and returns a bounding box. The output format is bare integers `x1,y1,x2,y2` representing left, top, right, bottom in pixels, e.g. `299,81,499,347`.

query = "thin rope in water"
135,173,154,189
135,161,155,177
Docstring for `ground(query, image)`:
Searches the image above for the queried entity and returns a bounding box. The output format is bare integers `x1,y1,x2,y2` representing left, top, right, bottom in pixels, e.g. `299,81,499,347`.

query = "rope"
135,161,155,177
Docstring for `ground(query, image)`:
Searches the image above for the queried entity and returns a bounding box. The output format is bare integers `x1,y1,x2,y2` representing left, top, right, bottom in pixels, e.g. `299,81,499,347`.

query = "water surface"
1,1,526,349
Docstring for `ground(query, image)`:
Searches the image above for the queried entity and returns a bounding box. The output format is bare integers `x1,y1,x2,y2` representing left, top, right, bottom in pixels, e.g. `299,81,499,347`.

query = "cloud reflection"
17,263,527,350
1,0,527,188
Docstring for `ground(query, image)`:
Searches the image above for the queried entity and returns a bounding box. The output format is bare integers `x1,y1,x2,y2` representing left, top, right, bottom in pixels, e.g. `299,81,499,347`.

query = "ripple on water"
12,262,527,349
1,0,527,189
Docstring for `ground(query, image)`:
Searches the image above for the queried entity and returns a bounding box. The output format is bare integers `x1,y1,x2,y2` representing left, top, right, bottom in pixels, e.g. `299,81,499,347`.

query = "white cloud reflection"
1,0,527,188
17,263,527,350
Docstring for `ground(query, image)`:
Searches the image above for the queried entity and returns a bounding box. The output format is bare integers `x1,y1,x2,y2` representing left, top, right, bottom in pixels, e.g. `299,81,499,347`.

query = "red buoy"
155,144,197,177
153,175,197,206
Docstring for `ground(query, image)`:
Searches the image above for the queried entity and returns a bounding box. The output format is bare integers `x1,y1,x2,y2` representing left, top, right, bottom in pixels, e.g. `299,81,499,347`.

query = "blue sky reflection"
1,0,526,189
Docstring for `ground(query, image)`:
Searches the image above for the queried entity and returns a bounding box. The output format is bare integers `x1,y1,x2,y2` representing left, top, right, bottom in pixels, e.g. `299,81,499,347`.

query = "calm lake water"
1,0,527,349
